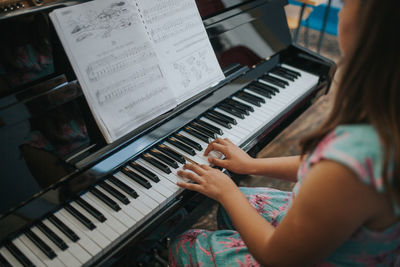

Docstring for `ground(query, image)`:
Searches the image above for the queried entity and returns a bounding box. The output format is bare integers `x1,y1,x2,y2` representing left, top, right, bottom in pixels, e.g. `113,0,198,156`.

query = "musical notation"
96,65,164,106
86,44,155,82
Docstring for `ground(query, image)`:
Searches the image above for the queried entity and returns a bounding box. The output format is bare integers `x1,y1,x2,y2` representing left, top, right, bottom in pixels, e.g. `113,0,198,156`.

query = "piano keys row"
0,64,319,266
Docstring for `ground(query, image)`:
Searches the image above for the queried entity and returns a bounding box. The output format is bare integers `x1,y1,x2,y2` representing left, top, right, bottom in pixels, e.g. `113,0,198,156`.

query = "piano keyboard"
0,64,319,266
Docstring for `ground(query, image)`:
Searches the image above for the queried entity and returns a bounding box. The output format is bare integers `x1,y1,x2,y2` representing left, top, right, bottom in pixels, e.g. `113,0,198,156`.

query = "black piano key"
270,68,295,81
0,252,12,267
4,242,34,267
99,182,130,205
246,85,272,98
266,73,289,85
203,113,232,129
209,110,238,125
108,176,139,198
157,144,186,164
167,137,196,156
128,161,159,183
64,204,96,231
48,215,79,242
142,155,171,175
235,92,262,106
36,222,68,251
261,74,287,88
254,81,279,94
75,198,107,223
224,98,253,113
183,127,211,143
172,133,202,151
217,103,246,119
194,119,223,135
121,166,153,188
277,65,301,77
149,150,179,169
188,122,218,139
221,100,250,115
25,230,57,260
240,91,265,104
90,187,121,212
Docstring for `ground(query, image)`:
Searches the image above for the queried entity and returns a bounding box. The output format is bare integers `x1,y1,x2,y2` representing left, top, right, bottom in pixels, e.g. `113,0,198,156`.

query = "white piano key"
19,234,64,267
58,209,111,249
53,212,102,256
12,238,44,266
83,192,135,229
70,201,119,242
42,219,91,264
125,165,174,199
199,117,244,144
95,186,145,223
104,180,153,215
114,173,160,210
162,140,206,165
130,161,181,192
31,227,81,267
214,107,260,130
138,158,184,185
80,194,128,235
0,247,23,267
118,169,166,204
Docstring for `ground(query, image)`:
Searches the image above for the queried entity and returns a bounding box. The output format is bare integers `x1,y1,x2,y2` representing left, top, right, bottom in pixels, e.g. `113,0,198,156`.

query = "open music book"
50,0,224,143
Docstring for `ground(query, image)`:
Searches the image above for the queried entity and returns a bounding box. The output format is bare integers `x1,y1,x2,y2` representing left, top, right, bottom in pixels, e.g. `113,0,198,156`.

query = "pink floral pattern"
170,125,400,266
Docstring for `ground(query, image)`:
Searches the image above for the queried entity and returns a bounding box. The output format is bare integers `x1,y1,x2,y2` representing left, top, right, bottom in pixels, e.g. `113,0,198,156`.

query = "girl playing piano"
171,0,400,265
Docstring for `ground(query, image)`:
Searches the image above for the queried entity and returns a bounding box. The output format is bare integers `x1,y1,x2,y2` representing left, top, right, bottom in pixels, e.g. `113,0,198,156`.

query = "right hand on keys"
204,138,254,174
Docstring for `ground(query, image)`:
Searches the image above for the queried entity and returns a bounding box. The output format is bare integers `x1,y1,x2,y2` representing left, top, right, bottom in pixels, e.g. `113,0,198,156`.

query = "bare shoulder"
262,160,392,265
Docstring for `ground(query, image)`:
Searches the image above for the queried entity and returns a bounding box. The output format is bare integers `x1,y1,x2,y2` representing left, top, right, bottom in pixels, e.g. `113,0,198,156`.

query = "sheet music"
136,0,225,103
50,0,177,143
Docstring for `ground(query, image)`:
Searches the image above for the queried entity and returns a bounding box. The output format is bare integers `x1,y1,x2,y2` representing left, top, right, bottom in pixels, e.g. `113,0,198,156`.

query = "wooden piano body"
0,0,336,265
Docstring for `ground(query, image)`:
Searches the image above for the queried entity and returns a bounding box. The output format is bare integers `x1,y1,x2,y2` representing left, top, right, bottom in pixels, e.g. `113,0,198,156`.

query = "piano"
0,0,336,266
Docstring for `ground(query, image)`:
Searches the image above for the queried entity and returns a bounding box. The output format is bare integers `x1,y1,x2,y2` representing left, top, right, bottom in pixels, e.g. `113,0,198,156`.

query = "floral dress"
169,125,400,266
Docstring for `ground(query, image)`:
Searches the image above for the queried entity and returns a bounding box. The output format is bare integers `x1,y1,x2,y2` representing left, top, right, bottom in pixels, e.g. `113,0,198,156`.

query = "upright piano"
0,0,336,266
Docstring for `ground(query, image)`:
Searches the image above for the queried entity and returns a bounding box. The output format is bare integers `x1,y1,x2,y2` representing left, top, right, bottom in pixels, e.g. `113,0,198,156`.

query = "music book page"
135,0,225,103
50,0,224,143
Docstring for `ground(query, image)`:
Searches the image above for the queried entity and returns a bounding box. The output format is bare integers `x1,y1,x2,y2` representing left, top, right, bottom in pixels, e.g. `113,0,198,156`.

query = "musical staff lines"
86,43,155,82
95,65,164,106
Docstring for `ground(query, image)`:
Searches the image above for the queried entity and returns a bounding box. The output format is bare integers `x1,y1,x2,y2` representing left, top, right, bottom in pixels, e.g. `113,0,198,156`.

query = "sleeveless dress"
169,125,400,266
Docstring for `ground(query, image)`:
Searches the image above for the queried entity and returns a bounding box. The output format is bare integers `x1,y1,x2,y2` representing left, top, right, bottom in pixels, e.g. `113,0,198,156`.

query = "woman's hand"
204,138,254,174
177,163,239,204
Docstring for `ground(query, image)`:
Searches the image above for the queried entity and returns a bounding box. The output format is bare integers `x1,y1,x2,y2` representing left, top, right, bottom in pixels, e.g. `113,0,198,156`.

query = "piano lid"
0,0,291,217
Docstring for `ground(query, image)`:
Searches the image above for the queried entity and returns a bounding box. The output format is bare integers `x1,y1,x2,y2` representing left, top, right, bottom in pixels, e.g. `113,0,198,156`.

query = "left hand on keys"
177,163,239,203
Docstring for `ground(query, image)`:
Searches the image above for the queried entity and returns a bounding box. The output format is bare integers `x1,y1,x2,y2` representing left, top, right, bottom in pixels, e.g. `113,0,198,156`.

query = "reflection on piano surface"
0,0,336,266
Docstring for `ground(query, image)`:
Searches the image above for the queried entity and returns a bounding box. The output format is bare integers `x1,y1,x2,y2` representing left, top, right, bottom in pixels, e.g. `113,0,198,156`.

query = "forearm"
247,156,301,182
220,189,275,264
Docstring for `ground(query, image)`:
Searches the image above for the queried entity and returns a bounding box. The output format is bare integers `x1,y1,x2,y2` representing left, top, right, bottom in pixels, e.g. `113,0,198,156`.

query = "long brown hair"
300,0,400,199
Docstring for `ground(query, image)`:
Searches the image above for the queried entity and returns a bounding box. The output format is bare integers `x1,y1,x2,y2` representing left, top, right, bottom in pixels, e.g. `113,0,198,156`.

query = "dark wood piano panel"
0,0,335,266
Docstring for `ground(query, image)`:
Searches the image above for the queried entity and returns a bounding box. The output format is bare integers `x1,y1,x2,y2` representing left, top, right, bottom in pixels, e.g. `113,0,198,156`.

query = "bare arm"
205,138,300,182
178,160,380,265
